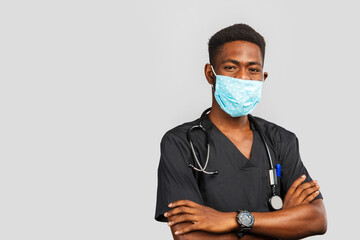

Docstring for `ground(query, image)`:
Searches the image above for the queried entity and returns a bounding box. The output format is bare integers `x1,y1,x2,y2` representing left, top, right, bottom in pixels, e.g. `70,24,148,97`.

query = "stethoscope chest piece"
269,195,283,210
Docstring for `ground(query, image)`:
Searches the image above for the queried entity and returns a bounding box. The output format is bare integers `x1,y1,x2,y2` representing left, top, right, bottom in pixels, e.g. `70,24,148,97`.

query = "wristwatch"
235,210,255,238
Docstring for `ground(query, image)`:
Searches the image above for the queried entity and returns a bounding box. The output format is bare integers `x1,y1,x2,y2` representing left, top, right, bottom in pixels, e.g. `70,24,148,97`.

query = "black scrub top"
155,114,322,222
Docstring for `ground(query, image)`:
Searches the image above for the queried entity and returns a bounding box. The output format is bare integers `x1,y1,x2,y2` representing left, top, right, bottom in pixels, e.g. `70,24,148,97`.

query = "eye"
224,65,236,71
249,67,261,73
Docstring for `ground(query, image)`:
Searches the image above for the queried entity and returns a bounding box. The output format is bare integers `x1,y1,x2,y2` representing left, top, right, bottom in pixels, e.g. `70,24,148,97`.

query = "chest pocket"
261,154,283,205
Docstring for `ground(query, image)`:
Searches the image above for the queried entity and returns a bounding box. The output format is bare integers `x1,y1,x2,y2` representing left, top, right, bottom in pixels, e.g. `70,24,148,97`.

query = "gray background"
1,0,359,239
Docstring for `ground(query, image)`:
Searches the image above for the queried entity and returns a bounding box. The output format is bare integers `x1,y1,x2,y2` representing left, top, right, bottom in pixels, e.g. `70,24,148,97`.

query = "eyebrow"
221,59,263,66
248,61,263,66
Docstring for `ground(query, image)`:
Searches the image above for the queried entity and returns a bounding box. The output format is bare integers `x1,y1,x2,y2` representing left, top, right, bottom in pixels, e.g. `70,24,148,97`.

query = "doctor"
155,23,327,239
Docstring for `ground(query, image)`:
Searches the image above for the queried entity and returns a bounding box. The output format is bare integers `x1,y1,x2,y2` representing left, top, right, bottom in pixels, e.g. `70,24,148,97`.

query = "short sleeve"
279,133,323,200
155,132,204,222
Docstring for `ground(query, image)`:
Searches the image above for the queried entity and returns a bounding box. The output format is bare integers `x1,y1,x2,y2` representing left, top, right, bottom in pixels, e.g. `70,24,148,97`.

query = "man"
155,24,327,239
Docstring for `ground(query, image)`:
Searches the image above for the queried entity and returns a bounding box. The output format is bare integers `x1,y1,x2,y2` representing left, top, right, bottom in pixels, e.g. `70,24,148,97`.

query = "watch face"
240,211,254,227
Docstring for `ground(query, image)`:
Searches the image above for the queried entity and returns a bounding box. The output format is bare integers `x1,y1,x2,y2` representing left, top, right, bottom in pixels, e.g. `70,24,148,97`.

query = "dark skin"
165,41,327,239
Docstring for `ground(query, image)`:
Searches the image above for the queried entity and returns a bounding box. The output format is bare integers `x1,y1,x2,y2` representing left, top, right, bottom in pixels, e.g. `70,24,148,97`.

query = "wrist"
225,212,240,232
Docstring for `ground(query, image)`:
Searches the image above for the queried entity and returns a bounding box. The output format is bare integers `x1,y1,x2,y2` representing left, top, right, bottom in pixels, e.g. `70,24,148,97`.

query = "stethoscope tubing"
186,108,283,210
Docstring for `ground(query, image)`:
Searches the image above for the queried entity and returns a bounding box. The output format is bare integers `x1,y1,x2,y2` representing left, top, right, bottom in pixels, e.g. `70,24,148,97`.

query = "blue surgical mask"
211,65,263,117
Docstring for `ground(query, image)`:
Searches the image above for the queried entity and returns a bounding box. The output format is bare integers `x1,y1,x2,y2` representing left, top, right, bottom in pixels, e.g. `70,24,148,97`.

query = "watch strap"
235,230,245,238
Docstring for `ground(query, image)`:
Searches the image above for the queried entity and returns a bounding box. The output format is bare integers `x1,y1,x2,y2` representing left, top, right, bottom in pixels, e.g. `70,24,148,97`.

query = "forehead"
215,40,263,64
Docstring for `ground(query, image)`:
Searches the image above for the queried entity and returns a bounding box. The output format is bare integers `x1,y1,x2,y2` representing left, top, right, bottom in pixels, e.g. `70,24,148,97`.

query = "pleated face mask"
211,65,263,117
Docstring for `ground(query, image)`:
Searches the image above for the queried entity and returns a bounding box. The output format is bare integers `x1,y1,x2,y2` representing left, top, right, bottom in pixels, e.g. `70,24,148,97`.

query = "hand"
164,200,238,235
283,175,320,209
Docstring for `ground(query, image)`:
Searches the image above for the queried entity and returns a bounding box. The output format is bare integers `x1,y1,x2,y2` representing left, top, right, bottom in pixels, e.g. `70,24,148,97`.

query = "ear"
263,72,268,81
204,63,215,85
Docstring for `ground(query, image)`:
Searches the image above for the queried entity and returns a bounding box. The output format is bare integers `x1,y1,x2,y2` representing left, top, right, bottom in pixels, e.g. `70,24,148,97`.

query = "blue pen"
276,164,281,178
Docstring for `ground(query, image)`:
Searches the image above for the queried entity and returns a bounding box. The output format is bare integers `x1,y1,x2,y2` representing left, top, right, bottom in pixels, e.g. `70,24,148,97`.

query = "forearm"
170,222,238,240
166,198,326,239
170,223,276,240
171,223,275,240
251,199,327,239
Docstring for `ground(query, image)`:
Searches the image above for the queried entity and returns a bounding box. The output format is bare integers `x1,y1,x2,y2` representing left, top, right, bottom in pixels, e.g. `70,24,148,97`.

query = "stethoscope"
186,108,283,210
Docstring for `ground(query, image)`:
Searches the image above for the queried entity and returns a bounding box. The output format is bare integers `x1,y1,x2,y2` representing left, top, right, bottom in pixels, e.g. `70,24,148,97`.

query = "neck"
208,99,250,132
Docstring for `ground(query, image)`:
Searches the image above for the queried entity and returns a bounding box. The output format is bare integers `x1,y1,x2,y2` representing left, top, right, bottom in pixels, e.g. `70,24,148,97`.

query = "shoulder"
159,119,200,165
252,115,297,146
160,118,199,147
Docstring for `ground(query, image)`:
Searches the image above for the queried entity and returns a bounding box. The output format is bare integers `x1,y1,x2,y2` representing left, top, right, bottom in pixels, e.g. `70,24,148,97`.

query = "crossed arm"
165,175,327,240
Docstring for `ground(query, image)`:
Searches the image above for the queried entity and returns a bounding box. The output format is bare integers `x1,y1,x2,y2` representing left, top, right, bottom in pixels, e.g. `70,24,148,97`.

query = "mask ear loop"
210,65,217,92
210,65,217,76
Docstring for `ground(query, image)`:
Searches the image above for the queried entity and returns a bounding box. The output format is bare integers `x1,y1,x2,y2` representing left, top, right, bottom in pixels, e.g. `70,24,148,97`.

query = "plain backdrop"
1,0,359,239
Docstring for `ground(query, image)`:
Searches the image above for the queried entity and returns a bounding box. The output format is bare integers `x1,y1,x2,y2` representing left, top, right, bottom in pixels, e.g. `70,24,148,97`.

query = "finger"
293,180,317,197
168,199,200,208
302,188,320,204
287,175,306,196
164,206,195,218
298,183,319,199
302,190,320,204
174,223,199,235
168,214,198,227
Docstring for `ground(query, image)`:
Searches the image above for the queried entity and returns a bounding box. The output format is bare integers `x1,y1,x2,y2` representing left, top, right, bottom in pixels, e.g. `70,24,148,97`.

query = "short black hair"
208,23,266,66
